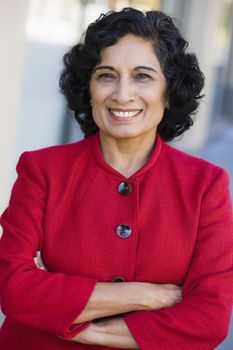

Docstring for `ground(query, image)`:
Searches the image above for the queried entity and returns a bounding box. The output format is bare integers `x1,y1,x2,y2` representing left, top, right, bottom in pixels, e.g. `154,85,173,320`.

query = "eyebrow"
92,65,158,74
135,66,158,73
92,66,115,73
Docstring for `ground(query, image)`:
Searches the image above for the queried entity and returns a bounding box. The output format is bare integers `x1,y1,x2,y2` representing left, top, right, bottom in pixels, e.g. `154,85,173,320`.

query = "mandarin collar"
92,132,162,180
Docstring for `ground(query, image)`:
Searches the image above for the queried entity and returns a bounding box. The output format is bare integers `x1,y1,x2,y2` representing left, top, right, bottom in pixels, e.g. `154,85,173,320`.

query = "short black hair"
59,7,204,141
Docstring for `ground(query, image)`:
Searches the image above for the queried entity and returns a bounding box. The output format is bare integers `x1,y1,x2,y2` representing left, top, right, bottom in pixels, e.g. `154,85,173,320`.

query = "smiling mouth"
109,109,142,119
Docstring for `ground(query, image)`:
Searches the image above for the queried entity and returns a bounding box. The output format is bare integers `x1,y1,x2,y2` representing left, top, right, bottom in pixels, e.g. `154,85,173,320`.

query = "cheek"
90,86,98,102
91,89,109,106
147,95,167,110
142,84,167,107
156,89,167,107
90,79,111,102
91,103,107,128
90,81,101,102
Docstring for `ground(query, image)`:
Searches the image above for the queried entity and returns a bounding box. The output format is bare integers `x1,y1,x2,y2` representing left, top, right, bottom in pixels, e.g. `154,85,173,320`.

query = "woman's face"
89,34,168,142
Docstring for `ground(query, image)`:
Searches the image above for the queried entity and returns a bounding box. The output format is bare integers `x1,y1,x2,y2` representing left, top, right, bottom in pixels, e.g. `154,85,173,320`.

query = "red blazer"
0,133,233,350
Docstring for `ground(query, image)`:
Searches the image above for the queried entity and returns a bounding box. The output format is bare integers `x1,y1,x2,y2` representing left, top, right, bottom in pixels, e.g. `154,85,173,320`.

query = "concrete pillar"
223,8,233,120
162,0,222,152
162,0,186,21
0,0,30,218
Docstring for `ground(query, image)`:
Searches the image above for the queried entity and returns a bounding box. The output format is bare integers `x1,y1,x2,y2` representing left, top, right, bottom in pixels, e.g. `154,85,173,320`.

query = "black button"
116,224,131,238
117,182,132,195
111,276,126,282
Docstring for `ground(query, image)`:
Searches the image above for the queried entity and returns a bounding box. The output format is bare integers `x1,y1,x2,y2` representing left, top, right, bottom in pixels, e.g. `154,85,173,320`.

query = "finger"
34,251,47,270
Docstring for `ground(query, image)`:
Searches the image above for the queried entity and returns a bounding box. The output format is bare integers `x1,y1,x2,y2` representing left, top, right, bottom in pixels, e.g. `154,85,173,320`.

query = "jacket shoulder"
161,141,229,182
17,136,94,177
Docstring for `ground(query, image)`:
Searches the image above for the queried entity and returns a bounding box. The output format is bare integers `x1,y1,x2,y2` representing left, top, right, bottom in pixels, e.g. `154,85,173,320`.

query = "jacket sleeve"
0,152,97,339
124,168,233,350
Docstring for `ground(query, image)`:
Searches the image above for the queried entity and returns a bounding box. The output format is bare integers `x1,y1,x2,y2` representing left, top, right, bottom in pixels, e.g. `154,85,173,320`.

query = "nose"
111,77,135,104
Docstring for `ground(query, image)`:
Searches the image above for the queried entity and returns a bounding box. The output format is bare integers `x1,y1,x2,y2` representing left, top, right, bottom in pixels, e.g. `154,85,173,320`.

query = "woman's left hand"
72,317,139,349
34,251,46,270
71,321,103,345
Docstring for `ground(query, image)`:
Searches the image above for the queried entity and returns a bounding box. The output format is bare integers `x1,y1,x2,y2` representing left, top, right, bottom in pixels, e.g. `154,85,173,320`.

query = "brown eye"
135,73,152,80
97,73,117,81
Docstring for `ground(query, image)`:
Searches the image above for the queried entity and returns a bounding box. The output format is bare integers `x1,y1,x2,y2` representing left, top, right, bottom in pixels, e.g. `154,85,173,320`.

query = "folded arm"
123,169,233,350
74,281,181,323
0,152,181,343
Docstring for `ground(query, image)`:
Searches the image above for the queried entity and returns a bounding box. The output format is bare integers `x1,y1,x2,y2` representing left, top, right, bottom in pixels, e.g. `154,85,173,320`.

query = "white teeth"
110,110,140,118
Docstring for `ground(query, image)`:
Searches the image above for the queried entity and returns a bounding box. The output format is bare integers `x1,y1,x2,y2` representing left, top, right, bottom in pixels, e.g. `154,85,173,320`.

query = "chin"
106,130,151,141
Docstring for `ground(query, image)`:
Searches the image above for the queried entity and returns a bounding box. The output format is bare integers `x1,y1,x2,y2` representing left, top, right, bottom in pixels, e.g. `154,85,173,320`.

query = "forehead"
99,34,161,69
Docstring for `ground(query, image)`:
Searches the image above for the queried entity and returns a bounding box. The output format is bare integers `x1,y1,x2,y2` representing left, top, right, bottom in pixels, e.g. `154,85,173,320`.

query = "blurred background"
0,0,233,348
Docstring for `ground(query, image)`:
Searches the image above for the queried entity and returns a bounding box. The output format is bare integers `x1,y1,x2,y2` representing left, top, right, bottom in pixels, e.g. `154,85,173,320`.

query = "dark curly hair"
59,7,204,141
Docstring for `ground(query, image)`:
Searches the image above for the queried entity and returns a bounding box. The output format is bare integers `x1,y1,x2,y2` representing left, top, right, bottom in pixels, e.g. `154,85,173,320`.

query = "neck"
99,132,157,177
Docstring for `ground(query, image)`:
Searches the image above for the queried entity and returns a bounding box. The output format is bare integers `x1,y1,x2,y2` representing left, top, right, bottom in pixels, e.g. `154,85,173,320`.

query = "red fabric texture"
0,133,232,349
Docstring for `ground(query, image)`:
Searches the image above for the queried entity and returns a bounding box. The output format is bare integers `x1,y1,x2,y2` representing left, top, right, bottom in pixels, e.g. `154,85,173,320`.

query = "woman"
0,7,233,350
